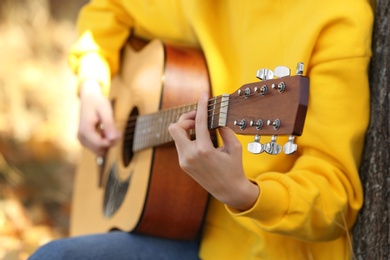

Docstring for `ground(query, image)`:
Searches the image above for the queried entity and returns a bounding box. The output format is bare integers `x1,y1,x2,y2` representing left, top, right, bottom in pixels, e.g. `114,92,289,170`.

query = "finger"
195,92,212,146
177,110,196,122
217,127,242,155
78,116,111,153
168,119,194,144
77,129,110,156
170,110,196,140
78,107,112,155
97,101,120,143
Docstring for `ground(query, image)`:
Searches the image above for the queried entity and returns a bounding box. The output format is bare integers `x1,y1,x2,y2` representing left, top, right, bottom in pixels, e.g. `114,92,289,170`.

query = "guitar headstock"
208,63,309,155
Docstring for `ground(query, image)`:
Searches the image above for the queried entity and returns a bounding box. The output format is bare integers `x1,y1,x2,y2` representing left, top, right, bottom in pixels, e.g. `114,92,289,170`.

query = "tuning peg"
296,62,304,75
271,82,286,93
250,119,263,130
274,66,291,78
234,119,247,130
247,135,264,154
237,87,252,98
254,85,268,96
283,135,298,155
267,119,281,130
264,135,282,155
256,68,274,80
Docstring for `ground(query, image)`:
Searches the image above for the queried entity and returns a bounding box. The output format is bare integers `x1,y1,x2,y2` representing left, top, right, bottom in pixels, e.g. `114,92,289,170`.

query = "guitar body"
71,39,211,240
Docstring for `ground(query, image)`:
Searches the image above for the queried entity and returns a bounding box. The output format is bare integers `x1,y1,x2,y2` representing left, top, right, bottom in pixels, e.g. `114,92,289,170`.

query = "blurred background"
0,0,88,258
0,1,388,260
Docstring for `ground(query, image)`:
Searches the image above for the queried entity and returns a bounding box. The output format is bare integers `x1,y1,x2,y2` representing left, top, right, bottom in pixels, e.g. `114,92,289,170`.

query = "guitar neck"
133,94,229,152
132,74,309,153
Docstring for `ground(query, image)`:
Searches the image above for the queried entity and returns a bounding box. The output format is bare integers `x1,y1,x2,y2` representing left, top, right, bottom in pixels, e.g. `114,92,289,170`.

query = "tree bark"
353,0,390,259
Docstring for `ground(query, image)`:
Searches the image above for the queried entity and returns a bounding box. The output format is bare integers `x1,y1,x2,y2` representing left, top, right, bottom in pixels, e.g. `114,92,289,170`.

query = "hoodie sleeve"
68,0,134,96
226,0,373,242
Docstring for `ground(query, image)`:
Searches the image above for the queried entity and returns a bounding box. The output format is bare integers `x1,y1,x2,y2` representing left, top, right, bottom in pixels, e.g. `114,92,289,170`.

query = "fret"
133,116,142,151
156,115,163,143
166,108,173,143
145,114,152,146
161,109,168,144
209,97,217,129
160,110,168,144
142,115,148,148
140,114,148,148
152,112,160,144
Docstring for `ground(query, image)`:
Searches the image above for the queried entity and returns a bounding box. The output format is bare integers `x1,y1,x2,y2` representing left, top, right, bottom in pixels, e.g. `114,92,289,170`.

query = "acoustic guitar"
71,38,309,240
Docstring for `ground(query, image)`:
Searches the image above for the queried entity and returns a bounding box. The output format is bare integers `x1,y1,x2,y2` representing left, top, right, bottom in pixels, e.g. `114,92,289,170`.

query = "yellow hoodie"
69,0,373,259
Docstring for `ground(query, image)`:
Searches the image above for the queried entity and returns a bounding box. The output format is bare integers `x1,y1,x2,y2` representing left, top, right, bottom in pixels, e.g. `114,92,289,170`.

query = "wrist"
79,78,104,98
225,179,260,212
237,180,260,211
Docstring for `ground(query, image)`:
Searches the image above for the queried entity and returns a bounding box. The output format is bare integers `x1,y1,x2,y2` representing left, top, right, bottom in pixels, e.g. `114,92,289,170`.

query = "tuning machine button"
247,134,264,154
274,66,291,78
256,68,274,81
265,135,282,155
283,135,298,155
296,62,304,75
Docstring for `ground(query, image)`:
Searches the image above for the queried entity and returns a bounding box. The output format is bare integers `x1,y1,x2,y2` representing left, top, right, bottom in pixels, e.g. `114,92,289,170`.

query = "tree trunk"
353,0,390,259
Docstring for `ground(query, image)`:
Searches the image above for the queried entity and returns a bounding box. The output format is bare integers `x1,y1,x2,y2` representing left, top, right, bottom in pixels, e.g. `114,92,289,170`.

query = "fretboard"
132,94,229,152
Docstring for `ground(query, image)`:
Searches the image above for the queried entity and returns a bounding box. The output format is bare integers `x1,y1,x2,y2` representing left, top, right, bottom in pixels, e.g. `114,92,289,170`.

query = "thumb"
97,102,120,142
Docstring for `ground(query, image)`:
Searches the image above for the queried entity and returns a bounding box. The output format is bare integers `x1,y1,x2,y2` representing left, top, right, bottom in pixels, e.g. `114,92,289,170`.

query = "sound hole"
122,107,139,167
103,163,131,218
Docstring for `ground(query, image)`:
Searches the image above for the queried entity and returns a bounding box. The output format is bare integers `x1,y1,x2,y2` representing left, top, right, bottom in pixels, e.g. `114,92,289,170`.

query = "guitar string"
113,93,249,131
103,94,254,149
118,94,261,150
121,107,238,144
115,96,231,133
121,101,231,146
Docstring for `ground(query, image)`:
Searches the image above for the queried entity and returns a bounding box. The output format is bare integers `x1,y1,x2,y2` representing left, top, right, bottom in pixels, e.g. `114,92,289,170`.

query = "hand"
168,92,260,211
78,79,120,156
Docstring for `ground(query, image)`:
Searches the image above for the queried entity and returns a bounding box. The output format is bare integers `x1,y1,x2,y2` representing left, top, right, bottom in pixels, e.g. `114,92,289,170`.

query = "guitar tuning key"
256,68,274,81
296,62,304,75
247,135,264,154
283,135,298,155
274,66,291,78
264,135,282,155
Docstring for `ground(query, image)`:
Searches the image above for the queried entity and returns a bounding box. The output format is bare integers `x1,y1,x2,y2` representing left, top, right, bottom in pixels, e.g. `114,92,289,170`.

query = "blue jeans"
28,231,200,260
